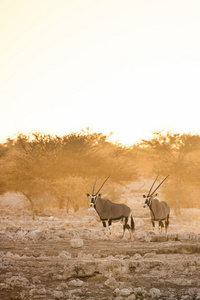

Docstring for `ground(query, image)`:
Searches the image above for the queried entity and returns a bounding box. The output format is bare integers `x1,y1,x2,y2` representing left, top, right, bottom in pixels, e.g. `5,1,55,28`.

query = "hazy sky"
0,0,200,145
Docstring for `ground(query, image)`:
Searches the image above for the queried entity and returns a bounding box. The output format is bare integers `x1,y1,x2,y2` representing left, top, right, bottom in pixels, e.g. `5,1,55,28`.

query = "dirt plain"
0,193,200,300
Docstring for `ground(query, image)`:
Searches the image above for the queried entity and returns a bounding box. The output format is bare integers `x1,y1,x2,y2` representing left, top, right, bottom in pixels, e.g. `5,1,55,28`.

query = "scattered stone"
134,287,147,297
149,287,161,298
133,253,142,260
59,282,68,289
104,277,118,289
52,290,64,299
27,229,44,240
68,279,84,287
52,274,63,281
1,206,200,300
119,288,133,296
66,288,82,298
127,294,136,300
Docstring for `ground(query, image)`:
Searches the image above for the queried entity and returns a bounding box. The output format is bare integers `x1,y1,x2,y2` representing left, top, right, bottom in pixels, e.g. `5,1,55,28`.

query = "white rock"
60,282,68,289
13,253,20,259
119,288,133,296
104,277,118,289
134,287,147,296
115,288,120,294
52,290,64,299
16,230,27,239
27,229,42,240
133,253,142,260
149,287,161,298
65,289,82,298
68,279,84,287
52,274,63,281
5,252,13,257
127,294,136,300
70,238,84,248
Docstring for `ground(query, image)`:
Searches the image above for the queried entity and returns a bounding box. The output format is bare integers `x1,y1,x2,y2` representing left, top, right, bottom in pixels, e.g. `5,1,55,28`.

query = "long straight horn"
148,175,159,197
151,175,170,196
92,177,98,195
95,176,110,195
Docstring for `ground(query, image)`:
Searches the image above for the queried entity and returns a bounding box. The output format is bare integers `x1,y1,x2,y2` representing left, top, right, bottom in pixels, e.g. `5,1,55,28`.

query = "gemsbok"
143,175,170,233
86,177,135,239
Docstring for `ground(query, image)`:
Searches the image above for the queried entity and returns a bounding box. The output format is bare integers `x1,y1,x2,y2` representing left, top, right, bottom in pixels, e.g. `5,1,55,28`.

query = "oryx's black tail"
131,214,135,232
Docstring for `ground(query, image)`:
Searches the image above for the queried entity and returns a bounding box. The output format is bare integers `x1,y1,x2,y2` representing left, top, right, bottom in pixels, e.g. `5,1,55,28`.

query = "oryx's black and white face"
143,175,169,209
86,193,101,207
143,194,157,208
143,195,151,208
86,177,109,209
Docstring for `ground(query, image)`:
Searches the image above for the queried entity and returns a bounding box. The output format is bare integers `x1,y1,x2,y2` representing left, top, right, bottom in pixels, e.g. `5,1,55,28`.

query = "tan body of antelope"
143,175,170,233
86,177,135,239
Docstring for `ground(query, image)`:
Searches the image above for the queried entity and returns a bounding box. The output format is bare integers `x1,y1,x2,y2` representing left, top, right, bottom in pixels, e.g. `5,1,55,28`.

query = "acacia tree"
0,131,139,212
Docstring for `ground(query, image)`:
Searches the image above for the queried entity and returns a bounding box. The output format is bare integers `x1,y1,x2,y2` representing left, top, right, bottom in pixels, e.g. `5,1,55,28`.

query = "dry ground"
0,193,200,299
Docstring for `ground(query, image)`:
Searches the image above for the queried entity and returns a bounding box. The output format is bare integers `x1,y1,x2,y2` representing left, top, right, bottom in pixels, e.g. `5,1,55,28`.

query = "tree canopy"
0,130,200,211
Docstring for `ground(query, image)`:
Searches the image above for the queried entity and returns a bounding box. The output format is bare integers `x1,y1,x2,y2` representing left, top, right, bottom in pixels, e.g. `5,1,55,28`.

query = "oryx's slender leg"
128,213,134,239
151,220,155,231
122,217,131,239
165,215,170,233
108,219,112,236
102,221,107,236
159,220,164,233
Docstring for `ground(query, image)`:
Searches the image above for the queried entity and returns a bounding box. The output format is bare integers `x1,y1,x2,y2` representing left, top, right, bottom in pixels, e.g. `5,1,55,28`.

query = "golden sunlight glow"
0,0,200,145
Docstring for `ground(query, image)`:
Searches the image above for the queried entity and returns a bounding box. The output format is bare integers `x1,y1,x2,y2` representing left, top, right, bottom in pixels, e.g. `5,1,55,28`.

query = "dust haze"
0,130,200,299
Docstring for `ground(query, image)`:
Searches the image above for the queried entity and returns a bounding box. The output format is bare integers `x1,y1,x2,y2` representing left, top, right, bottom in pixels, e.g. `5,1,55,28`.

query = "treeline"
0,130,200,212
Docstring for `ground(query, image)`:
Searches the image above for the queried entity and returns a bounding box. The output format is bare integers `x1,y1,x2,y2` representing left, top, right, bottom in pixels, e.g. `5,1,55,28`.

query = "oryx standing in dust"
143,175,170,233
86,177,135,239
